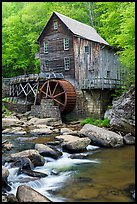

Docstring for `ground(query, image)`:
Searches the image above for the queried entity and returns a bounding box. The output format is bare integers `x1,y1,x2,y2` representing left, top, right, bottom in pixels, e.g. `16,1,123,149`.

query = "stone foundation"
83,89,112,118
64,89,112,121
31,99,61,120
3,84,112,120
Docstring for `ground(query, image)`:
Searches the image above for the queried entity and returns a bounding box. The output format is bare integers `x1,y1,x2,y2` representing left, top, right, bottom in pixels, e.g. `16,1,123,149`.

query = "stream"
3,133,135,202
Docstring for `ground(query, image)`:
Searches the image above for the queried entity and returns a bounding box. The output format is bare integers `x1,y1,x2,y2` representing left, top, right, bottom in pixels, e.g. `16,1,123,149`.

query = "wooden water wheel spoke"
40,89,50,98
39,79,76,113
53,98,64,106
52,81,59,96
48,80,52,96
53,91,65,98
46,81,49,97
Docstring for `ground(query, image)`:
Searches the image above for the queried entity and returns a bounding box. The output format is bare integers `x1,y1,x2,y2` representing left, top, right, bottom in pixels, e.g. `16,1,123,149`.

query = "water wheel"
39,79,76,113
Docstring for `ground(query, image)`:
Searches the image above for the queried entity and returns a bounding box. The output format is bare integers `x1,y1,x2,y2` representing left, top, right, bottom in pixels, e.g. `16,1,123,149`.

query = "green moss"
80,118,110,127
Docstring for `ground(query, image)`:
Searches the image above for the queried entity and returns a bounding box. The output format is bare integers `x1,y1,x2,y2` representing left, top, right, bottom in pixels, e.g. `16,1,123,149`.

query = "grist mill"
3,12,124,120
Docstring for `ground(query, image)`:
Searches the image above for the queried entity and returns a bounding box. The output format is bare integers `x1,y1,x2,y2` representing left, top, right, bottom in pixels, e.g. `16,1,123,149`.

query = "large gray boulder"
16,185,51,202
56,135,91,152
35,143,62,159
79,124,123,147
5,149,45,167
109,87,135,135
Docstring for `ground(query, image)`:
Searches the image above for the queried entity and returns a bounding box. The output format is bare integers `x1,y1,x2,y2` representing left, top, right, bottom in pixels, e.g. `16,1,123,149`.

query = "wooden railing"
80,77,122,90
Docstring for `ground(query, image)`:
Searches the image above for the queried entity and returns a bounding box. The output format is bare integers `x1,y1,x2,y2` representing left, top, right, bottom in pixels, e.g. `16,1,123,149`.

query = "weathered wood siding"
73,36,121,89
39,14,121,90
39,15,75,79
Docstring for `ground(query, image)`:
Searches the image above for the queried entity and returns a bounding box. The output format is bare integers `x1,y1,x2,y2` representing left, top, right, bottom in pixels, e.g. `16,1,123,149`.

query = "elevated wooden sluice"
9,72,64,105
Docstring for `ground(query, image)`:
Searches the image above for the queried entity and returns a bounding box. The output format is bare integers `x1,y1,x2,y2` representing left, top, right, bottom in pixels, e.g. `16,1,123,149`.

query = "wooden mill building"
6,11,123,119
36,11,122,118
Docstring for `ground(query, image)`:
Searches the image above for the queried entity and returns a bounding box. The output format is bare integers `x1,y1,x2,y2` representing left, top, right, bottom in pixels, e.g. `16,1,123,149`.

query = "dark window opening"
45,60,49,68
64,57,70,70
53,21,58,30
107,71,110,78
85,46,89,54
64,38,69,50
44,41,48,53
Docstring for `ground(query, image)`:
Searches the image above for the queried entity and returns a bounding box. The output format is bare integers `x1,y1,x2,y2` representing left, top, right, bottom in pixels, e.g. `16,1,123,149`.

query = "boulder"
2,166,9,185
5,149,45,167
123,133,135,145
29,127,52,135
56,135,91,152
79,124,123,147
109,87,135,135
2,127,26,135
2,195,8,202
60,127,74,135
2,166,11,193
7,194,18,202
19,169,48,178
16,185,51,202
2,140,14,151
26,117,62,127
35,143,62,159
60,127,79,136
2,116,24,129
19,157,34,170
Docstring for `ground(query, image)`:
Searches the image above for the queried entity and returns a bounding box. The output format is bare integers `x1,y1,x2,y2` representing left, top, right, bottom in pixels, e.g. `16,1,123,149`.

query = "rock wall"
109,87,135,135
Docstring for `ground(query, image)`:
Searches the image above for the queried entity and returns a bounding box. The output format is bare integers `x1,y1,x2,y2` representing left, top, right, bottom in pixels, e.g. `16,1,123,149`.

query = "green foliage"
107,105,112,110
2,2,135,87
2,104,12,116
2,97,17,103
111,86,128,99
80,118,110,127
2,97,10,102
95,2,135,87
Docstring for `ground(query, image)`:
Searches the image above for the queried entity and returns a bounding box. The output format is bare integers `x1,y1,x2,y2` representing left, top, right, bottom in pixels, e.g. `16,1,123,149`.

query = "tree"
94,2,135,87
2,2,135,87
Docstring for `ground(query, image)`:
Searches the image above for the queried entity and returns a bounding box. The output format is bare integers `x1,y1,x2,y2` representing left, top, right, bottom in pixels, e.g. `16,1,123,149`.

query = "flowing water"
3,133,135,202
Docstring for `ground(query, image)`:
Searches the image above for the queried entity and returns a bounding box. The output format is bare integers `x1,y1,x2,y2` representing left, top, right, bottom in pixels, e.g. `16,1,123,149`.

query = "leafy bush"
2,97,17,103
80,118,110,127
2,97,10,102
2,104,12,116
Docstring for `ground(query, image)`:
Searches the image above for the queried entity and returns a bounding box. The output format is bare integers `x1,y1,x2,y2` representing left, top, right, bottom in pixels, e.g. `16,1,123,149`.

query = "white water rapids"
4,145,100,202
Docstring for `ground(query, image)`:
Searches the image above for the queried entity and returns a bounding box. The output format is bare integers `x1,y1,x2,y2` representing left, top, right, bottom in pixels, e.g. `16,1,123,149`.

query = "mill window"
107,71,110,78
53,21,58,30
45,60,49,68
64,57,70,70
64,38,69,50
85,46,89,54
44,41,49,53
44,41,48,53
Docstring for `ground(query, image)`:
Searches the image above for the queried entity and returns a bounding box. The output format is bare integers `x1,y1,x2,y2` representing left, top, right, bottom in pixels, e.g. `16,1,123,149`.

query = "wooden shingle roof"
37,11,109,46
